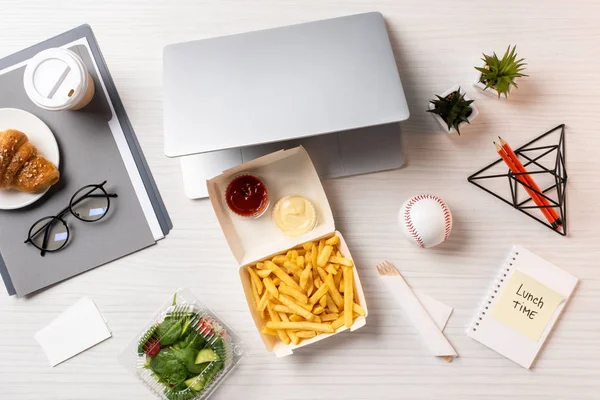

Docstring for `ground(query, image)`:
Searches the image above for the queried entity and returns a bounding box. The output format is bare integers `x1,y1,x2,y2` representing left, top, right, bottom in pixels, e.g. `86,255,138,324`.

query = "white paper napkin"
381,276,457,358
413,289,453,332
34,297,112,366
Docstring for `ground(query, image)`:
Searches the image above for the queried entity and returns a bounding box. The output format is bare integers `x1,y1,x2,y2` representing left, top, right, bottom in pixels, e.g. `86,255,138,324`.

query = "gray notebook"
0,26,171,296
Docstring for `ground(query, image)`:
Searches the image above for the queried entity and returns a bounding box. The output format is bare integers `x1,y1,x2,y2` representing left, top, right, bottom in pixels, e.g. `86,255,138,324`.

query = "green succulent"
427,88,474,135
476,45,527,98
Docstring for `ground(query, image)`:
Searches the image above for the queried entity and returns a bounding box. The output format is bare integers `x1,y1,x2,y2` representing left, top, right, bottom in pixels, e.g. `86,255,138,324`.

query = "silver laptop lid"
163,12,409,158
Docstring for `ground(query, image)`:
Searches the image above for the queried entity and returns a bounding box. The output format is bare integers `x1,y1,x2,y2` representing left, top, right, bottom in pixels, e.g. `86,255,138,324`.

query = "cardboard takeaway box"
207,146,368,356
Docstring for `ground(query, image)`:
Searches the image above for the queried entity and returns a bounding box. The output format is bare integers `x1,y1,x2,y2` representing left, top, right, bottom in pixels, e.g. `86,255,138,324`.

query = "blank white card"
34,297,112,366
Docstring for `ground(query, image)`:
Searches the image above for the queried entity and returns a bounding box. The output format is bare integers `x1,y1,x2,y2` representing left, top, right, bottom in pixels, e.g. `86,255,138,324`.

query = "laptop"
163,12,410,198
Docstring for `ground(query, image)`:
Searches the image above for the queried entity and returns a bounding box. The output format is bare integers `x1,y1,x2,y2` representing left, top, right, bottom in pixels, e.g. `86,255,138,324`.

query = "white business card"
34,297,112,366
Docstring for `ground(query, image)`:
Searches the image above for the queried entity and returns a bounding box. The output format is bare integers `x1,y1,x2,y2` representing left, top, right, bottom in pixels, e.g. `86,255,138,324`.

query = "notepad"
467,246,578,369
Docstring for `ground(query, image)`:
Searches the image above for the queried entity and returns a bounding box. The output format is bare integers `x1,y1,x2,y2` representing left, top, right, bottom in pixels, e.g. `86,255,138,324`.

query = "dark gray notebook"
0,25,171,296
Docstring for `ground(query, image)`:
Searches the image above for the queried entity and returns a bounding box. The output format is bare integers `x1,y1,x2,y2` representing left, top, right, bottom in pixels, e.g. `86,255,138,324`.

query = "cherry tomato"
198,317,214,336
143,337,161,357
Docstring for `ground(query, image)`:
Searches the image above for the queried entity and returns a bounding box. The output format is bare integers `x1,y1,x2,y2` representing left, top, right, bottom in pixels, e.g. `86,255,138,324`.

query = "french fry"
247,267,264,295
314,278,322,289
334,268,343,287
289,314,303,322
313,306,325,315
273,304,294,314
290,250,298,261
296,255,305,269
324,274,344,309
261,327,278,336
300,263,311,291
287,298,312,311
250,276,260,306
257,291,270,314
279,284,308,304
325,235,340,246
316,266,327,282
306,273,314,296
331,315,345,330
303,242,313,251
353,303,366,316
321,313,339,322
263,277,279,298
343,266,354,328
326,295,339,313
283,261,302,278
256,269,272,278
309,281,329,304
266,321,334,333
279,313,299,345
272,255,287,265
318,239,325,255
256,262,267,270
310,244,318,267
272,277,281,286
265,261,302,290
325,264,338,275
339,279,344,293
279,295,316,321
330,255,353,267
319,294,327,308
267,304,290,344
313,315,322,323
317,245,333,267
336,251,342,258
296,330,317,339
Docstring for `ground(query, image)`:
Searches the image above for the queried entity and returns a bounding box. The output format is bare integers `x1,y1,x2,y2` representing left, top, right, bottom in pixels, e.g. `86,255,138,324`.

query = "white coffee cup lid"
23,48,88,111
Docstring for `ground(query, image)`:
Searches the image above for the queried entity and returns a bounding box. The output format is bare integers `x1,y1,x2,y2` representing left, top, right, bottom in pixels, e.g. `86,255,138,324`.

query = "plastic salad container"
119,289,245,400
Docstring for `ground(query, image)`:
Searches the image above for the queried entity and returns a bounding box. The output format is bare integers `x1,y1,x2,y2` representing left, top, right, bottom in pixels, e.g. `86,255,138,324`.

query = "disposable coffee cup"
23,48,96,111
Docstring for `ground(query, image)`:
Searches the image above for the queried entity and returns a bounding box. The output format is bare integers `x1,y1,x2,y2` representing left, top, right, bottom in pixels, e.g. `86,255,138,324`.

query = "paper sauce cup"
23,48,95,111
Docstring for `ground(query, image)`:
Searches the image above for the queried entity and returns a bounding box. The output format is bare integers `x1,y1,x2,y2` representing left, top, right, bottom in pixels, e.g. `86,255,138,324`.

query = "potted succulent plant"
474,45,527,99
427,85,478,135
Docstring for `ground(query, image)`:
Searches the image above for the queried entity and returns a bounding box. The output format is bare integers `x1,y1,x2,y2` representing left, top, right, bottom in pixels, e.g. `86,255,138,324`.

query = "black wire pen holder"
468,124,567,236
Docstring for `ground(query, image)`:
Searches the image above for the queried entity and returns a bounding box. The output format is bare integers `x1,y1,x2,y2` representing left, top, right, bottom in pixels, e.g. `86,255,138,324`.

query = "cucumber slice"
184,376,203,392
194,348,219,364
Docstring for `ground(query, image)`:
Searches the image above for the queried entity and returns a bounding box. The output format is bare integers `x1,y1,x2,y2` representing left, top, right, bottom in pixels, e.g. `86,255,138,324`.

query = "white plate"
0,108,60,210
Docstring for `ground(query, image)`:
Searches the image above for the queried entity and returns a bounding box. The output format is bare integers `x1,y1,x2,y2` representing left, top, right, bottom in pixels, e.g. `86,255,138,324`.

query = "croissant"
0,129,60,193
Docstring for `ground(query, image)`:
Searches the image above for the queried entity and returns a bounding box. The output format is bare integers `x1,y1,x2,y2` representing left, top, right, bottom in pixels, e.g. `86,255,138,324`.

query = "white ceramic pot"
428,84,478,135
473,66,507,99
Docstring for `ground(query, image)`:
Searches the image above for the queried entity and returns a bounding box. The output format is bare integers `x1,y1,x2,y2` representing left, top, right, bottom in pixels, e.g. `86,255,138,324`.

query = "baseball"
398,194,452,248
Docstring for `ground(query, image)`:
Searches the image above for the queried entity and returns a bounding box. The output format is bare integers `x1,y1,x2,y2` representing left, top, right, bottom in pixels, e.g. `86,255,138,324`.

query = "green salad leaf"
149,349,188,386
181,316,192,337
165,386,199,400
178,330,207,352
156,317,183,346
210,336,226,358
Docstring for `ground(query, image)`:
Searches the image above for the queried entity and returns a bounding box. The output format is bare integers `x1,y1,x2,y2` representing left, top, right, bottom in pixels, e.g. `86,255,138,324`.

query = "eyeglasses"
24,181,118,256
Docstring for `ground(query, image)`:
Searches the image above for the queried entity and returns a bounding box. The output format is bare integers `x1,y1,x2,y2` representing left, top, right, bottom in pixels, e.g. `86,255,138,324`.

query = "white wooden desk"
1,1,599,399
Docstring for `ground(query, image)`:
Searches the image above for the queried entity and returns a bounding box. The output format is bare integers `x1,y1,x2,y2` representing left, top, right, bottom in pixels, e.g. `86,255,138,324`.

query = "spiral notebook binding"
469,247,520,333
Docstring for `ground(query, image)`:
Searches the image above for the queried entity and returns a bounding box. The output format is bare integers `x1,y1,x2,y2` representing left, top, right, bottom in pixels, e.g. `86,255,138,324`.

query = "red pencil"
498,137,562,226
494,142,559,228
